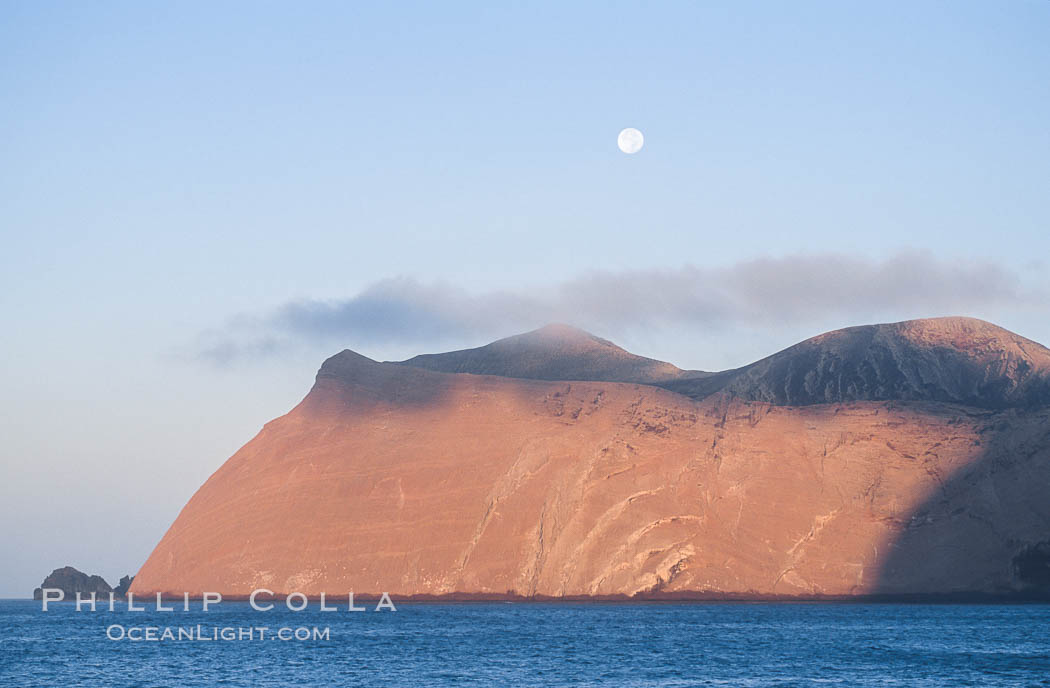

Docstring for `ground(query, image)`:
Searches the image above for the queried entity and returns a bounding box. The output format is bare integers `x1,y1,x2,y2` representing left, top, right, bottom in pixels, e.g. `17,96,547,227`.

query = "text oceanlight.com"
106,625,330,642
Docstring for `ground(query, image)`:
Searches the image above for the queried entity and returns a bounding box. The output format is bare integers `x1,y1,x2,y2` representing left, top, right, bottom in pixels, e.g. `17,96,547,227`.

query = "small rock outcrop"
32,566,112,600
113,575,135,597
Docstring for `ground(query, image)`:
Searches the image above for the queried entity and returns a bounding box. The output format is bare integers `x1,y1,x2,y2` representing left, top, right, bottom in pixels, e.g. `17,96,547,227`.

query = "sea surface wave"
1,601,1049,686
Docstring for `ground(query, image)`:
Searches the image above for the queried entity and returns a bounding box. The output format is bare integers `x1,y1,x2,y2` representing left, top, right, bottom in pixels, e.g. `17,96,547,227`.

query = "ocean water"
1,600,1049,686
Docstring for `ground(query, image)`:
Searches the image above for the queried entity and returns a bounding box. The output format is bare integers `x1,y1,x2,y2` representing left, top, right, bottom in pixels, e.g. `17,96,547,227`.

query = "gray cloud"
195,251,1041,365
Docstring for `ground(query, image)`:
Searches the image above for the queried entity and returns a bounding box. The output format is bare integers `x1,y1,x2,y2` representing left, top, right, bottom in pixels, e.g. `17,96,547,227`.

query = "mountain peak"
660,316,1050,409
398,324,706,384
530,322,600,337
490,323,618,353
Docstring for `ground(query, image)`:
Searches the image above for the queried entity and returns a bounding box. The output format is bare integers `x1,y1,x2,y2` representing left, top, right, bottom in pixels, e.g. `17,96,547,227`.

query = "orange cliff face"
131,318,1050,599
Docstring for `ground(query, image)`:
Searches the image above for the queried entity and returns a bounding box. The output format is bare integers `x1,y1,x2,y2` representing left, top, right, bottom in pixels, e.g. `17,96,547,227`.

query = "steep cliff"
131,318,1050,599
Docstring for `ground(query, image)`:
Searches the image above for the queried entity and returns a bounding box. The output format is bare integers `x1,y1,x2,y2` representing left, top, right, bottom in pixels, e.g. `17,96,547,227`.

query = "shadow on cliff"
871,406,1050,600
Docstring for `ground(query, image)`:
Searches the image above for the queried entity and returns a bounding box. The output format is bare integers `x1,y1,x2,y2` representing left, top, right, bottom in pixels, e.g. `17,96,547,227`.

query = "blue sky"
1,1,1048,597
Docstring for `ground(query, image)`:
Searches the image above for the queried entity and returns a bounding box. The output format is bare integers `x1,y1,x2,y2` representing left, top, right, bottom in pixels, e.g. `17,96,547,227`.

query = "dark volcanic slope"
661,317,1050,409
398,323,709,384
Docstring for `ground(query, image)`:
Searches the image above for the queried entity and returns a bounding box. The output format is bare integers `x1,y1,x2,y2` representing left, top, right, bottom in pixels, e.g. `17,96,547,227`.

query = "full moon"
617,127,644,154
